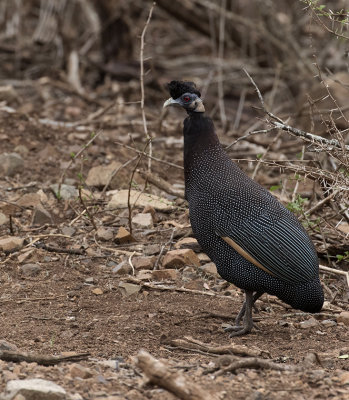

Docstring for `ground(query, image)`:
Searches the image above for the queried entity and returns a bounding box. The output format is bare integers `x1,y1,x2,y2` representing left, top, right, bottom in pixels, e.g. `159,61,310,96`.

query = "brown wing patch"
221,236,275,276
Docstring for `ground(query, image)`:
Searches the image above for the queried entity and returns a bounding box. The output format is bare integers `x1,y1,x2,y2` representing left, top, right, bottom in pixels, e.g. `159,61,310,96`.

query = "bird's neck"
183,112,221,176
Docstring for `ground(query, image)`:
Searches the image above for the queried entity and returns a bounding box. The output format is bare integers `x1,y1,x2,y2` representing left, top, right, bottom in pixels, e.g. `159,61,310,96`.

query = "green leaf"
270,185,281,192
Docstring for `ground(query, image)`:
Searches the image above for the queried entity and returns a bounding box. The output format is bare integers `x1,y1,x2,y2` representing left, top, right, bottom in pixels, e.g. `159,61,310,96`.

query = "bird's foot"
224,321,259,336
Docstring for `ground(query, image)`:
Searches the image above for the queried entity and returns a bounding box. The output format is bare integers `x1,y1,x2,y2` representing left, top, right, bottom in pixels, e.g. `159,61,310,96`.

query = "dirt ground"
0,81,348,400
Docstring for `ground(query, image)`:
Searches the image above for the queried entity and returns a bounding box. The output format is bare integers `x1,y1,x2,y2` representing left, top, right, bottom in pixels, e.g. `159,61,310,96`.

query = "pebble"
16,193,41,208
162,249,200,269
112,260,132,275
31,204,53,226
19,263,42,277
0,237,25,252
50,183,78,200
107,190,174,211
0,152,24,176
299,317,319,329
152,269,180,281
4,378,66,400
337,311,349,326
321,319,337,328
96,227,114,241
0,212,9,225
115,227,135,244
132,213,153,228
118,282,141,297
132,256,157,270
70,363,93,379
199,262,218,277
85,161,122,188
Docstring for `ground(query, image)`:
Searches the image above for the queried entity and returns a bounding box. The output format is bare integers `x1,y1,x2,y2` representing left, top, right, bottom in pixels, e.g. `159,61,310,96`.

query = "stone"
96,227,114,241
184,279,204,290
70,364,93,379
198,252,211,263
132,213,153,228
199,262,218,277
112,260,132,275
136,270,153,280
152,269,180,281
0,237,24,252
299,317,319,329
118,282,141,297
174,237,201,252
0,212,9,225
85,161,122,188
0,85,18,103
337,311,349,326
0,152,24,176
14,144,29,156
92,288,103,295
19,263,42,277
61,226,76,237
50,184,78,200
31,204,53,226
339,371,349,385
0,340,18,351
132,256,157,270
16,193,41,208
107,190,174,211
115,227,135,244
162,249,200,269
321,319,337,328
4,378,66,400
143,244,160,255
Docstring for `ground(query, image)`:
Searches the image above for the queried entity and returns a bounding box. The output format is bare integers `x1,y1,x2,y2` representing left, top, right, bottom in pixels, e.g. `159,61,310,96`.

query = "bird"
163,80,324,336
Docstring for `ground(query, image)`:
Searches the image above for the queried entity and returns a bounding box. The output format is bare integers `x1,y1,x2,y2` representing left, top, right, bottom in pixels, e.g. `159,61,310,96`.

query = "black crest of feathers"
167,80,201,99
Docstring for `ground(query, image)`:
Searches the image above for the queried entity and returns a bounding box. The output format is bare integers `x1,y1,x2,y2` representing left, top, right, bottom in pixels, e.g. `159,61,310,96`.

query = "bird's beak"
163,97,180,108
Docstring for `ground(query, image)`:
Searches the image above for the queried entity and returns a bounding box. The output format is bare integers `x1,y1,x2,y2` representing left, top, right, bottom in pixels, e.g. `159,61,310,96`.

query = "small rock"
92,288,103,295
14,144,29,156
199,262,218,277
132,256,157,270
0,85,19,103
107,190,174,211
61,226,76,237
152,269,180,281
136,270,153,280
31,204,53,226
0,212,9,225
0,340,18,351
0,152,24,176
50,183,78,200
96,227,114,241
16,193,41,208
118,282,141,296
85,161,122,188
0,237,24,253
132,213,153,228
162,249,200,269
198,252,211,263
174,237,201,252
85,277,94,284
112,260,132,275
115,227,135,244
19,263,42,277
70,363,93,379
143,244,160,255
4,378,66,400
339,371,349,385
299,317,319,329
183,279,204,290
337,311,349,326
321,319,337,328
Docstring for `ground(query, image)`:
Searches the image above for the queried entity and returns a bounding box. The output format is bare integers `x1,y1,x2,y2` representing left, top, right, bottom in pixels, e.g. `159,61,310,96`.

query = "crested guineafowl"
163,80,324,336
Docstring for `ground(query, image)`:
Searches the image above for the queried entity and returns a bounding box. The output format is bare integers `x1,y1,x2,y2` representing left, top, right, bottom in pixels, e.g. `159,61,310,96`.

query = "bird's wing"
215,209,319,284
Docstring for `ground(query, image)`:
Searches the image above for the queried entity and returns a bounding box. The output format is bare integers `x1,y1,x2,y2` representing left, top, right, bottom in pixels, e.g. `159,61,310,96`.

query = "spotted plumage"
164,80,324,336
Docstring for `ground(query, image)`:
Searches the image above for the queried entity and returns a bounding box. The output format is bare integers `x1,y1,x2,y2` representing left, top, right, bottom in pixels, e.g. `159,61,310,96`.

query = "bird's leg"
226,290,254,336
224,290,262,336
234,291,264,326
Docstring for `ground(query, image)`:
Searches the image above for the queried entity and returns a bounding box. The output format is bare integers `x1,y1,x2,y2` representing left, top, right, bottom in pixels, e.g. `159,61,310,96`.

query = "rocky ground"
0,79,348,400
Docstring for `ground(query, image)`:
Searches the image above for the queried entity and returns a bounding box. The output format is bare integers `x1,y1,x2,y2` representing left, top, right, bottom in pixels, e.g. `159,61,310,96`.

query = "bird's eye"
183,95,190,102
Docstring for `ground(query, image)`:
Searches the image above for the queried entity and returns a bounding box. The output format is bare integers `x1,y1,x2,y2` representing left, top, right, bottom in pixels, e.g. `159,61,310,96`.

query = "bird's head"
163,80,205,114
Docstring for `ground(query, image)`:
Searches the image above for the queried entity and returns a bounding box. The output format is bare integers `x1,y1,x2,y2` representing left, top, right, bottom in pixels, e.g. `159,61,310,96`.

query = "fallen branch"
166,336,269,358
319,264,349,287
137,169,185,199
212,355,301,376
0,350,89,366
136,350,220,400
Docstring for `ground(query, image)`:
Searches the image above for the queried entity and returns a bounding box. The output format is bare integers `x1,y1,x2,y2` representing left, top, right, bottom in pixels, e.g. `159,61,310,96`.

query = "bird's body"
164,81,324,335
